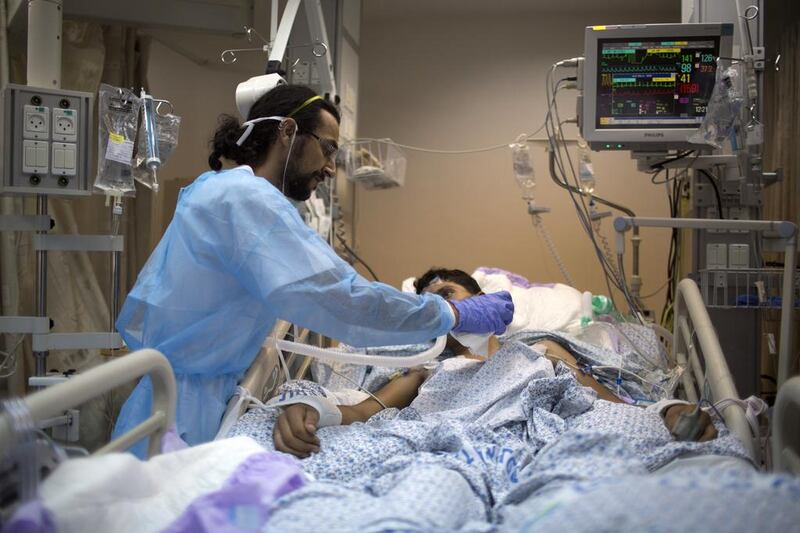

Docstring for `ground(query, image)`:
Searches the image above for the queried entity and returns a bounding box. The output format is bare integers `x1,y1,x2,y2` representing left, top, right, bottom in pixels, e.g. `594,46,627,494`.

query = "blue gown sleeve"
183,176,454,347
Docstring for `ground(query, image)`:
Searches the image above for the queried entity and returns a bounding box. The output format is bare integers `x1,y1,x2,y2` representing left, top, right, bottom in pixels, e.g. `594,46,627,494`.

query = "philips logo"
644,132,665,138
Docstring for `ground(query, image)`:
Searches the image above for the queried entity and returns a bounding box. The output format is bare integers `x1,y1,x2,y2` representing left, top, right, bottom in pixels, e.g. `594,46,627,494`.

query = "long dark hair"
208,84,340,171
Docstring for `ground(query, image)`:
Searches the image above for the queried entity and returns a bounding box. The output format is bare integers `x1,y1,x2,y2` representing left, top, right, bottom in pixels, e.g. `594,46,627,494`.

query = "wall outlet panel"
2,84,93,196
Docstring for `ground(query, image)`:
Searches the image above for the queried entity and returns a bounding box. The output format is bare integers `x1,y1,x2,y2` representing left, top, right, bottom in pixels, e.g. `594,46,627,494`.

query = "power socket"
52,108,78,142
23,104,50,140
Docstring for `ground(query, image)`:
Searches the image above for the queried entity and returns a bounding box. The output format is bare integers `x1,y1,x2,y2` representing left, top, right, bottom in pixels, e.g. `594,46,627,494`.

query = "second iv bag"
577,138,596,194
510,134,535,199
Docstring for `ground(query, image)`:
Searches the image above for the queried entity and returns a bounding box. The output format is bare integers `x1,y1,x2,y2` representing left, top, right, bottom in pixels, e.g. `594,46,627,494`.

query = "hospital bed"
222,277,767,459
1,278,798,524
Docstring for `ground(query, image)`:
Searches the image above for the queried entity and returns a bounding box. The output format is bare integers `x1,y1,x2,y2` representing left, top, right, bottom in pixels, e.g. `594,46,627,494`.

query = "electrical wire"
698,169,725,219
327,366,388,410
357,121,548,155
544,65,641,316
639,278,670,299
335,233,381,282
0,335,25,379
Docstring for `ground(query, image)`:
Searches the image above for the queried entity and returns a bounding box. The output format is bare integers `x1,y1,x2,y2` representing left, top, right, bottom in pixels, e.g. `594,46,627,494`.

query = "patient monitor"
578,23,734,152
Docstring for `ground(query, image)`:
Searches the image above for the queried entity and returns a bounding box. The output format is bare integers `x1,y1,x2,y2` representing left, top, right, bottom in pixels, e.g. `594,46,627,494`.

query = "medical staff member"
113,84,514,455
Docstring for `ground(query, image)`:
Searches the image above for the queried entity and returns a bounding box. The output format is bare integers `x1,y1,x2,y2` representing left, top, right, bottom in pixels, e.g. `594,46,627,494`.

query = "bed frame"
671,278,756,457
0,349,175,460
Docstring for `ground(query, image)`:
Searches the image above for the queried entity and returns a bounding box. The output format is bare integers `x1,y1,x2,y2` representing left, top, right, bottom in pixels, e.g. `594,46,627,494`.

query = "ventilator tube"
265,335,448,367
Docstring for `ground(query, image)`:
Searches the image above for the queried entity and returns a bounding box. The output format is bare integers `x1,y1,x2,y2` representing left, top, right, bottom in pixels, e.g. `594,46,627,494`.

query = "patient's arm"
538,340,623,403
339,367,429,424
273,369,429,457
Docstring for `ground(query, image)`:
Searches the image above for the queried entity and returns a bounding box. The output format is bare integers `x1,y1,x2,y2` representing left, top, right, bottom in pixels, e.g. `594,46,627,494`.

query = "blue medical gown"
113,167,453,455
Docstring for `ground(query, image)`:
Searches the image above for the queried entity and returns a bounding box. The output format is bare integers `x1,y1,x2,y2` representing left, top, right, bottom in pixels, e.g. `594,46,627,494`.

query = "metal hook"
221,49,239,64
286,40,328,57
245,26,269,45
312,41,328,58
743,5,759,20
220,27,271,64
220,46,270,64
154,99,175,116
774,53,781,72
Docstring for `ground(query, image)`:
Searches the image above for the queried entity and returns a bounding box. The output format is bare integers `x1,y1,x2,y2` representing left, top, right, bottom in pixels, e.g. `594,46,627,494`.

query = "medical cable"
543,352,668,396
326,366,388,410
590,365,669,395
544,69,637,313
545,72,628,293
281,128,297,196
698,169,725,219
0,334,24,379
639,279,670,299
335,232,380,282
357,121,547,155
265,335,448,368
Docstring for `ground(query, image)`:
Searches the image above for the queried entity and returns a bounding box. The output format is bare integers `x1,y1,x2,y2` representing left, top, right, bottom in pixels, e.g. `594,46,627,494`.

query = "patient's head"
414,268,482,300
415,268,498,358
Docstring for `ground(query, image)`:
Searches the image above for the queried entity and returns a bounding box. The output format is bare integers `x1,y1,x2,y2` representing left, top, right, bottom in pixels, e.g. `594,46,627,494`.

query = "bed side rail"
673,278,755,458
0,349,176,459
217,321,312,439
773,376,800,474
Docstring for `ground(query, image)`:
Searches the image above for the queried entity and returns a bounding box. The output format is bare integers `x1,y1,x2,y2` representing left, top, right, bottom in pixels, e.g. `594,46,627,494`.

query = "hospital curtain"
762,0,800,386
763,1,799,227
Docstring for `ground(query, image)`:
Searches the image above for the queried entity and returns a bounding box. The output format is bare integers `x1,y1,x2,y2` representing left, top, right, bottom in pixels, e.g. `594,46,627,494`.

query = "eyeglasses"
305,131,339,161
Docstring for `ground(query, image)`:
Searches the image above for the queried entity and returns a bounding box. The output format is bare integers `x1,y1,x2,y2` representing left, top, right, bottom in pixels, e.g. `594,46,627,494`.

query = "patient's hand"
663,404,718,442
273,404,321,458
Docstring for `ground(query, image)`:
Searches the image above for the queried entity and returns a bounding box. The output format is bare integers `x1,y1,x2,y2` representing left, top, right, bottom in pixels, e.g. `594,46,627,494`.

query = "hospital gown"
229,341,767,531
113,166,453,455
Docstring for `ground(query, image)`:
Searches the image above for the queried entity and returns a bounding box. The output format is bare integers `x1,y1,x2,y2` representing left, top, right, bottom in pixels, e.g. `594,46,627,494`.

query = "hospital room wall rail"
673,278,755,458
0,349,176,459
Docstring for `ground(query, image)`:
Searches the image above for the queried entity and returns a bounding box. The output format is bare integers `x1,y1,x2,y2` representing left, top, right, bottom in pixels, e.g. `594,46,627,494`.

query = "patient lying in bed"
228,266,758,530
266,267,716,458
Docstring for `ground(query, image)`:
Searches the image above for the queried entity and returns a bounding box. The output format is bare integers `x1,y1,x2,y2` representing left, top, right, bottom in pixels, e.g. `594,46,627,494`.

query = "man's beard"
282,151,322,202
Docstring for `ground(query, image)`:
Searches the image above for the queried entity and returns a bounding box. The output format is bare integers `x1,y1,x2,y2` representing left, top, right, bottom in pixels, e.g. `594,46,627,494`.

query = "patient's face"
422,280,476,301
422,280,478,353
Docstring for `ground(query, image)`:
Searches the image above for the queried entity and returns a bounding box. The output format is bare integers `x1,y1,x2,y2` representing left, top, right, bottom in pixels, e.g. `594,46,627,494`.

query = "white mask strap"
235,115,287,146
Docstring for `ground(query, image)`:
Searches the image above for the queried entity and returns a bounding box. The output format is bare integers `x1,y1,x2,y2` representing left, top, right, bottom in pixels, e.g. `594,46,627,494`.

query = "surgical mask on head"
237,115,302,199
237,114,328,201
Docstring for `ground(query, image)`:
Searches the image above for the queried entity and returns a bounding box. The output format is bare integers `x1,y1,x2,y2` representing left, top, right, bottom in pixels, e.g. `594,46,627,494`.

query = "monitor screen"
595,37,720,130
580,23,733,151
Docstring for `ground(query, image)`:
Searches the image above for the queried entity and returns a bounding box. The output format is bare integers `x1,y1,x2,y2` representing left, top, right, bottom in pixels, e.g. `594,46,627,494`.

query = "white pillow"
471,267,583,333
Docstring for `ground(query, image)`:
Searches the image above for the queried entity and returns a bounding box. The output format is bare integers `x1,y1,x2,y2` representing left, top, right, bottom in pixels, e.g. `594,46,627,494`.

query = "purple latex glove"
450,291,514,335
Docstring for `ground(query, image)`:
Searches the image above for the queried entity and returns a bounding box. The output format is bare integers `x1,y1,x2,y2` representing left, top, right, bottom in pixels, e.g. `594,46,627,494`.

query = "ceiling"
363,0,681,22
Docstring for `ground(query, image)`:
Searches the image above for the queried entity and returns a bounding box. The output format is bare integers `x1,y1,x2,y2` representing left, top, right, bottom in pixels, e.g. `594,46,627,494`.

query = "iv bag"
95,84,141,195
510,134,535,199
688,61,746,149
577,138,596,194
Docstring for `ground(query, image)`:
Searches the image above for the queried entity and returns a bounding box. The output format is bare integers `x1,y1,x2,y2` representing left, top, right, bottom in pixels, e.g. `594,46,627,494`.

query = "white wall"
355,1,681,312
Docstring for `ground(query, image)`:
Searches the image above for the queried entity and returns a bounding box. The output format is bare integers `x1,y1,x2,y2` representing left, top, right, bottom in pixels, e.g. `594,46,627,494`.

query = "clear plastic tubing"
264,335,448,367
